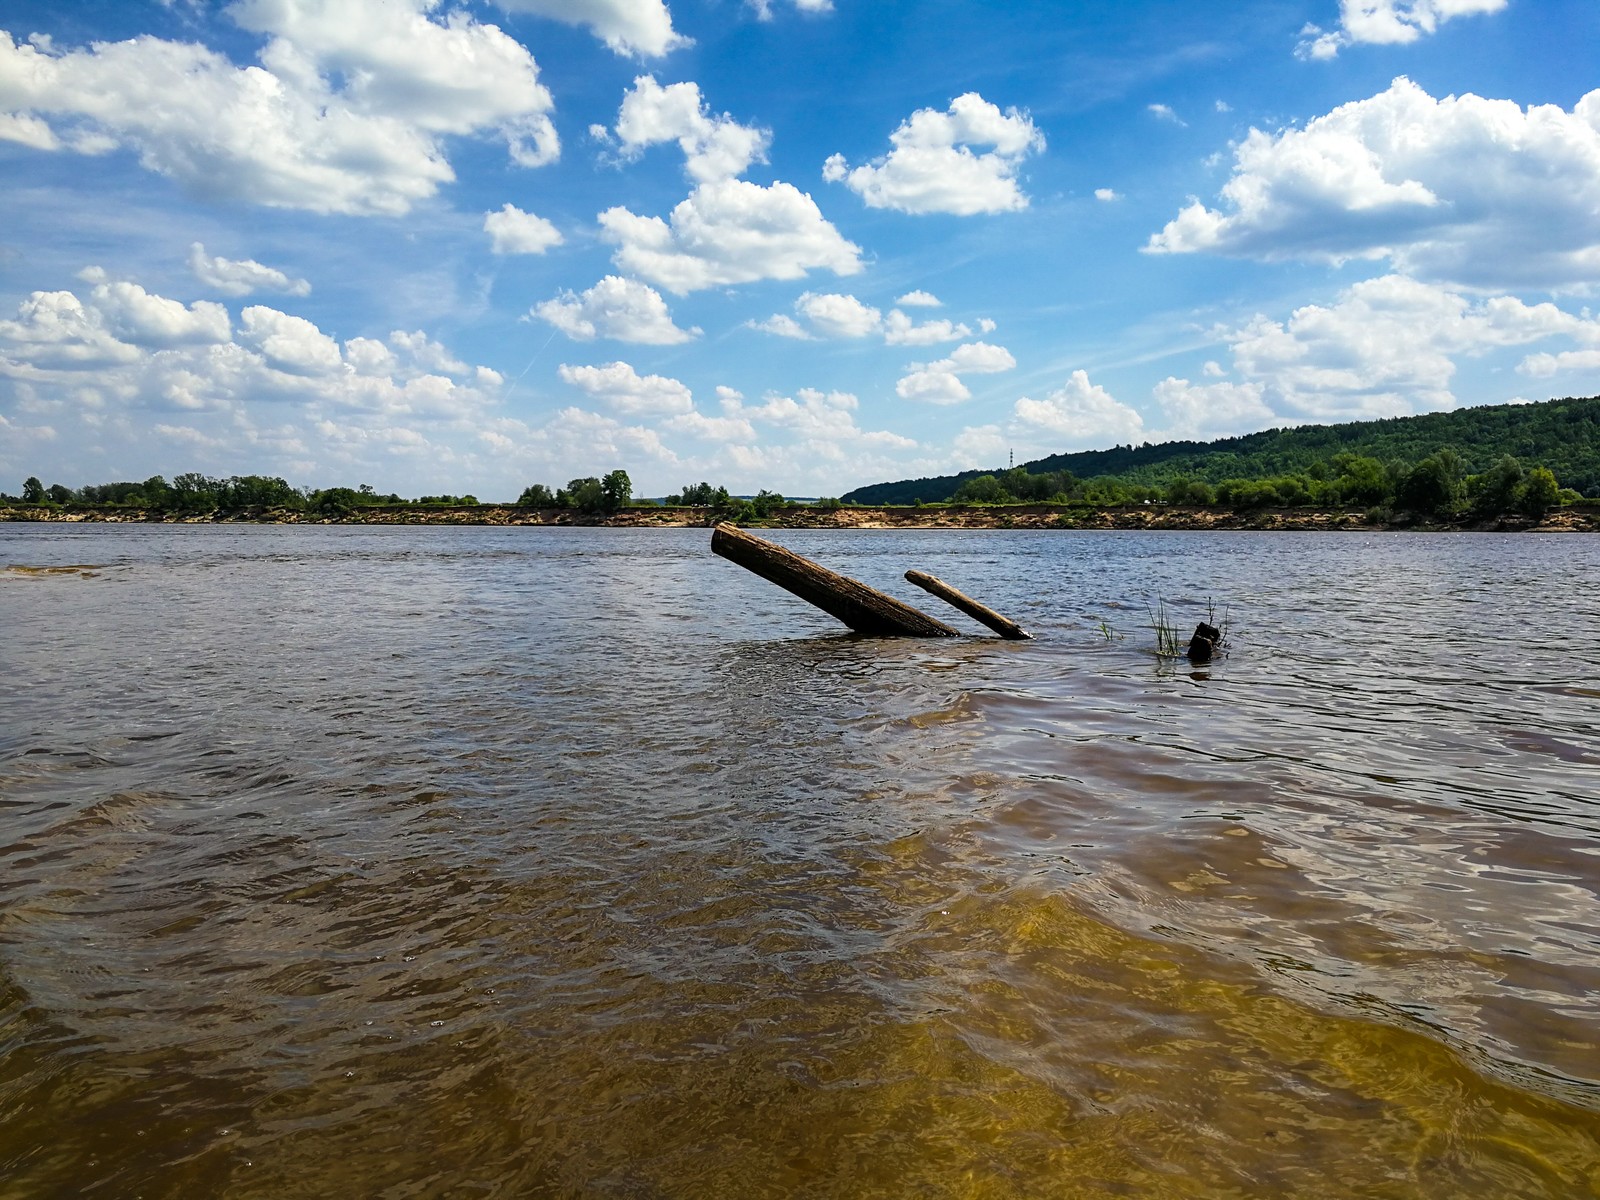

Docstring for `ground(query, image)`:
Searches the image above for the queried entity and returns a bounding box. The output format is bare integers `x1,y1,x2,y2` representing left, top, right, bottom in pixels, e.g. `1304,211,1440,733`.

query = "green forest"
842,396,1600,509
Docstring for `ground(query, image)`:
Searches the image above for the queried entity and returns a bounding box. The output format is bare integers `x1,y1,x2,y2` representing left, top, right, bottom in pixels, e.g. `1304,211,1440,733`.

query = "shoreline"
3,503,1596,532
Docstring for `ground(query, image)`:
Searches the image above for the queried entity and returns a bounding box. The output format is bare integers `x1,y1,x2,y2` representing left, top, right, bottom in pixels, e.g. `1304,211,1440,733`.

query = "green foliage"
21,476,44,503
1519,465,1560,517
1395,451,1465,517
518,483,556,507
663,481,725,506
843,395,1600,504
601,469,632,512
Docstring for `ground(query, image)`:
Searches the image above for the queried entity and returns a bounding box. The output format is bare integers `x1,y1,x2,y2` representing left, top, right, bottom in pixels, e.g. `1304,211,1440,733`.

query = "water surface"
2,525,1597,1197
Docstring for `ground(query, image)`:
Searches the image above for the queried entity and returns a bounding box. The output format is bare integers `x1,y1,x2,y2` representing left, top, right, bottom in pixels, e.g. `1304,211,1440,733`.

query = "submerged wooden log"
903,570,1032,640
711,523,959,637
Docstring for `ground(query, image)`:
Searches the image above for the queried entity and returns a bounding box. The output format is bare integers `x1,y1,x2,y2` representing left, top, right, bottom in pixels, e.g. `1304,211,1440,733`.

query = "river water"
1,524,1597,1198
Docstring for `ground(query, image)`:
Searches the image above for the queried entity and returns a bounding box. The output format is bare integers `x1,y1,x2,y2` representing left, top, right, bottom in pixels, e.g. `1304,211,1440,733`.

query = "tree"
1396,454,1464,517
600,469,632,513
1470,455,1525,516
564,477,607,513
952,474,1013,504
45,484,74,504
21,476,43,503
518,483,556,507
1520,465,1561,517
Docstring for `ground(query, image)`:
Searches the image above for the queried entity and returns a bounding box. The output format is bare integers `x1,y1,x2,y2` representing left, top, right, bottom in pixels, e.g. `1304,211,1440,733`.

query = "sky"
3,0,1600,500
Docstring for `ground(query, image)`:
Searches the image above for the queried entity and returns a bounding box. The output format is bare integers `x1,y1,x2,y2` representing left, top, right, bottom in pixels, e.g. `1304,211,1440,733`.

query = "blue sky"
3,0,1600,499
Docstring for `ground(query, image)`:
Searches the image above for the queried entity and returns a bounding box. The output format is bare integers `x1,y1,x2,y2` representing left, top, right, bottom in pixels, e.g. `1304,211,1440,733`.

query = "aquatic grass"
1146,599,1186,658
1146,597,1231,658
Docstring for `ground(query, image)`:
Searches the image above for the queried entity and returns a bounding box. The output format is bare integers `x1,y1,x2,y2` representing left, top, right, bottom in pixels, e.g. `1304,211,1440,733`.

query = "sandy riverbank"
4,503,1597,531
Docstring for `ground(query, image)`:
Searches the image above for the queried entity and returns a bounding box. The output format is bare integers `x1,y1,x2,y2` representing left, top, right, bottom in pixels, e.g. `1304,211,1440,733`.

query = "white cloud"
748,314,812,339
0,275,507,491
895,340,1016,405
1094,187,1120,202
747,0,833,18
0,111,58,150
239,305,343,376
882,310,972,346
895,290,941,308
1218,274,1600,421
599,178,863,293
895,368,969,405
490,0,689,57
665,408,757,442
534,275,699,344
188,242,311,297
0,2,558,218
1519,349,1600,379
611,75,769,183
1297,0,1507,59
1152,377,1275,440
751,293,982,344
88,277,232,347
823,92,1045,215
1147,103,1185,126
0,289,143,369
1146,78,1600,291
727,387,915,450
557,360,694,416
794,292,881,338
1013,370,1145,447
483,204,564,255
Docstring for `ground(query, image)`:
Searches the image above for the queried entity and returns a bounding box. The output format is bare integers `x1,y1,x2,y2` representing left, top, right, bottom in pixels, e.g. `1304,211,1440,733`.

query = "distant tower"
1009,448,1014,469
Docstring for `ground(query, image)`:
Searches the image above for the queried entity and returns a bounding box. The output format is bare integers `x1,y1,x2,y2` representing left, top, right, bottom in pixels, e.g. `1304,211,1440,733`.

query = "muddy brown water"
2,525,1597,1198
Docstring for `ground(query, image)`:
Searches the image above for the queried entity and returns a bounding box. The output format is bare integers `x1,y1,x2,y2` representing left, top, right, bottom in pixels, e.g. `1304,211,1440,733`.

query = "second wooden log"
711,523,959,637
903,570,1032,640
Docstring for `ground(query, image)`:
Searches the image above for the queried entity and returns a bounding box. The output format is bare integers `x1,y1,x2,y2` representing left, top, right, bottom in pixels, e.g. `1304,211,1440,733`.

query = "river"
2,524,1597,1198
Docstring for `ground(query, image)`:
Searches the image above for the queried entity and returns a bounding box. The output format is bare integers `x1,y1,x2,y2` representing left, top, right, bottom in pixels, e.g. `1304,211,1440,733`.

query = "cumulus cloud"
751,292,981,344
895,290,941,307
0,289,144,369
1151,377,1275,440
0,272,506,491
557,360,694,415
793,292,881,338
747,0,833,18
1013,370,1145,446
0,1,558,217
1215,274,1600,421
1519,349,1600,379
188,243,311,297
599,178,863,293
882,310,972,346
239,305,343,376
611,75,769,182
490,0,689,57
895,340,1016,405
1297,0,1507,59
1147,103,1185,126
484,204,563,255
534,275,699,344
823,93,1044,215
1094,187,1120,202
748,313,812,339
726,387,915,450
1145,78,1600,291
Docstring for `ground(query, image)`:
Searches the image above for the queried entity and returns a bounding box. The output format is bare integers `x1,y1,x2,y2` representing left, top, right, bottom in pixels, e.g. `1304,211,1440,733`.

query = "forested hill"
842,395,1600,504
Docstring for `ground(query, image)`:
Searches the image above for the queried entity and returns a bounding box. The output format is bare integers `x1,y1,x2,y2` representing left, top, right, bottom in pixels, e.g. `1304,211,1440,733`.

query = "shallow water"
2,524,1597,1198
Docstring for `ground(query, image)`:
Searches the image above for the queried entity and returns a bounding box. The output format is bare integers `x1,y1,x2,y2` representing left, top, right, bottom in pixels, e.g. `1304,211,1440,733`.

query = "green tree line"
844,395,1600,506
941,449,1571,519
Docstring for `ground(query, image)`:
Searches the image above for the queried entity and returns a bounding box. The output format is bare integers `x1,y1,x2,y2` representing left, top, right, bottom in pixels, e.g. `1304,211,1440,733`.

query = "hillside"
842,396,1600,504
